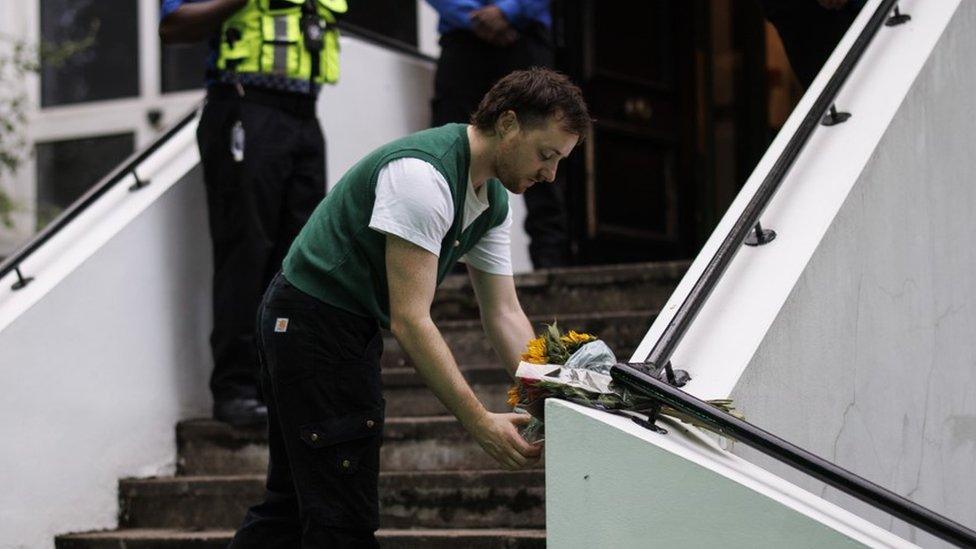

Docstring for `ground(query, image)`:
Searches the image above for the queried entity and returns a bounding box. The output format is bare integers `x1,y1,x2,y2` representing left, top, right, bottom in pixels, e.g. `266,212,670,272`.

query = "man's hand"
470,5,519,47
817,0,849,10
466,411,542,470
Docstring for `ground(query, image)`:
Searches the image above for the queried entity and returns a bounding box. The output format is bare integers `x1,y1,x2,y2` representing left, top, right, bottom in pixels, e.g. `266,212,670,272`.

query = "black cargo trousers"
229,272,385,548
196,84,326,402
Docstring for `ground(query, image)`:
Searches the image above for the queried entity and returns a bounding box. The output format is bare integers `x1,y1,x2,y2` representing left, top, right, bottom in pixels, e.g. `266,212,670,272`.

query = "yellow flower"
561,330,596,347
507,385,521,407
521,336,548,364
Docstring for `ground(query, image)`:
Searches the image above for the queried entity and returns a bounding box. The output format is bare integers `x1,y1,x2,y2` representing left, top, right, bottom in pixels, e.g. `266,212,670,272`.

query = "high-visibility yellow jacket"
217,0,347,86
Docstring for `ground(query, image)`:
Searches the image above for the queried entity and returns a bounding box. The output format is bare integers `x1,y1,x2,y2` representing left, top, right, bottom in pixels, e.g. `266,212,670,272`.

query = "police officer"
160,0,345,427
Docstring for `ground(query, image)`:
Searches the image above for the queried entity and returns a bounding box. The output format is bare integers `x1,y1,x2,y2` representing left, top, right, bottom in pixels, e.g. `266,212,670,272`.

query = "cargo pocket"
300,402,385,476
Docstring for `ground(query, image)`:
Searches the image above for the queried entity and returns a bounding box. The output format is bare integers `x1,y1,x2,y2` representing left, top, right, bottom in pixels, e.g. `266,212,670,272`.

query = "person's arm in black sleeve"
159,0,247,44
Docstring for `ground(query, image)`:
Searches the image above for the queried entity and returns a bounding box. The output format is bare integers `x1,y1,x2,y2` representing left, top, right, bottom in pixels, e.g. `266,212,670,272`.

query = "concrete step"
178,415,520,476
118,471,545,530
381,309,656,370
383,365,513,417
56,528,546,548
431,260,688,321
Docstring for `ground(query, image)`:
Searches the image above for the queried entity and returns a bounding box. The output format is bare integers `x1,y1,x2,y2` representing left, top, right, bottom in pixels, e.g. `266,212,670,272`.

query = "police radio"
301,0,326,55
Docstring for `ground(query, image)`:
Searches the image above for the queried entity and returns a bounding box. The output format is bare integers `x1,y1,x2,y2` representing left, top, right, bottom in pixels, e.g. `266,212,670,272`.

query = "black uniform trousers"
197,85,326,401
229,272,385,548
759,0,864,88
431,24,571,269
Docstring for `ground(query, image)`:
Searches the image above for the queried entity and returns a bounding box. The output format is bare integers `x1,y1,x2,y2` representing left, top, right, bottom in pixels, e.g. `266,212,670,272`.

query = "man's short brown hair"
470,67,591,139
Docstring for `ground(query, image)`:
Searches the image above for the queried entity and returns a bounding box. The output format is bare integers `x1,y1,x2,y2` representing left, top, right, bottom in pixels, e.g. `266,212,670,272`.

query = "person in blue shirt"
427,0,572,269
160,0,337,427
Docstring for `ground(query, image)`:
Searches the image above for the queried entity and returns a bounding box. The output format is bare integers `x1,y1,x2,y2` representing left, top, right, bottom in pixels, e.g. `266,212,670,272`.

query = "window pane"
40,0,140,107
35,133,135,228
161,40,210,93
343,1,418,47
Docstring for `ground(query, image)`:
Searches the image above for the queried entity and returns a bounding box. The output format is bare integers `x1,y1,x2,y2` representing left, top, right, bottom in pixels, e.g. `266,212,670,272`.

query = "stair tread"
430,261,688,321
437,259,689,291
176,414,529,474
125,469,543,486
59,527,547,540
382,365,511,385
434,308,657,329
182,415,460,427
381,307,654,368
178,415,474,445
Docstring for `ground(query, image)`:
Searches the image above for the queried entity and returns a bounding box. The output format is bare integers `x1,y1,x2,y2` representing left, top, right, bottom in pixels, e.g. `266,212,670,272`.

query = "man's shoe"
213,397,268,428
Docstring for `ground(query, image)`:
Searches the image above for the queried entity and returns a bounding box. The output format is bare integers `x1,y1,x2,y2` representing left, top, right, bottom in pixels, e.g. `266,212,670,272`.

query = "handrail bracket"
821,104,852,126
886,6,911,27
129,171,150,192
745,221,777,246
11,266,34,291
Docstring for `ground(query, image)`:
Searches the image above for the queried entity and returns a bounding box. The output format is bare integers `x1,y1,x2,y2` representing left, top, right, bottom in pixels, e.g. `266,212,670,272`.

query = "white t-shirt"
368,157,513,276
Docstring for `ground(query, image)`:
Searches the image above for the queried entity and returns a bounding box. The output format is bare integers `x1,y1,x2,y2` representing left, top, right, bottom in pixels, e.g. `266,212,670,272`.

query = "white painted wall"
417,0,442,59
632,0,976,546
0,121,211,549
320,36,434,187
0,34,458,548
545,399,914,548
731,3,976,546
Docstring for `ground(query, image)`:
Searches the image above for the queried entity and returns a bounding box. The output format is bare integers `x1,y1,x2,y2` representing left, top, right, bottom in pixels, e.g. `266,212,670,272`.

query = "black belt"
207,83,317,118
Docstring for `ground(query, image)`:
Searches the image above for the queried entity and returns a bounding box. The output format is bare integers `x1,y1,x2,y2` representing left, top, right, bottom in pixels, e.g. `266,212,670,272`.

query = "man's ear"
496,110,519,137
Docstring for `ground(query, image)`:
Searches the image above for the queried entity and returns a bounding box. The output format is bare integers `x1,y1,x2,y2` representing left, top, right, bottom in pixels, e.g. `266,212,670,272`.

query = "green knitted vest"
282,123,510,328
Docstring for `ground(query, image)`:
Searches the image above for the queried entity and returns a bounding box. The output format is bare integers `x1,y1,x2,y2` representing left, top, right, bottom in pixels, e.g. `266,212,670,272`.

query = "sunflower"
521,336,548,364
507,385,521,407
560,330,596,350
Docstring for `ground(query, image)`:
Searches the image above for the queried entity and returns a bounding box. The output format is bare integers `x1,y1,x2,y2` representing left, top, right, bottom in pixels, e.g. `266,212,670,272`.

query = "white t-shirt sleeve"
368,158,454,256
462,206,514,276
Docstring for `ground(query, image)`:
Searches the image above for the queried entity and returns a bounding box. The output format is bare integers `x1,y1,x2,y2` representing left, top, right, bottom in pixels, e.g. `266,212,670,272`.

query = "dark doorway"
553,0,770,266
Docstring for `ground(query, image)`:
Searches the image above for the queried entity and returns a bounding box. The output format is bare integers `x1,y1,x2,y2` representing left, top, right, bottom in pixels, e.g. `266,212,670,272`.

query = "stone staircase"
55,261,687,548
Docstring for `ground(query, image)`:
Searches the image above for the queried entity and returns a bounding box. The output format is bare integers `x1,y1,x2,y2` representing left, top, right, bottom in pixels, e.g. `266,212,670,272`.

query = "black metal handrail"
611,364,976,547
0,107,201,288
0,26,435,291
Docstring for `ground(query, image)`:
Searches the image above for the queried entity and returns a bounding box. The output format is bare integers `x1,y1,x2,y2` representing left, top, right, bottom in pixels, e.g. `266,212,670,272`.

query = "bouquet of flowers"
509,322,741,443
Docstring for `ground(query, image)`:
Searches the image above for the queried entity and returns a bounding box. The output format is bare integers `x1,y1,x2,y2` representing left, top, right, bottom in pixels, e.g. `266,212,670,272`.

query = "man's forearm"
159,0,247,44
392,316,486,427
483,308,534,377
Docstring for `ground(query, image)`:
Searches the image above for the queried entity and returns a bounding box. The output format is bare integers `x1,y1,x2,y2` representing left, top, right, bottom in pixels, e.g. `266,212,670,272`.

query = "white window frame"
1,0,203,252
